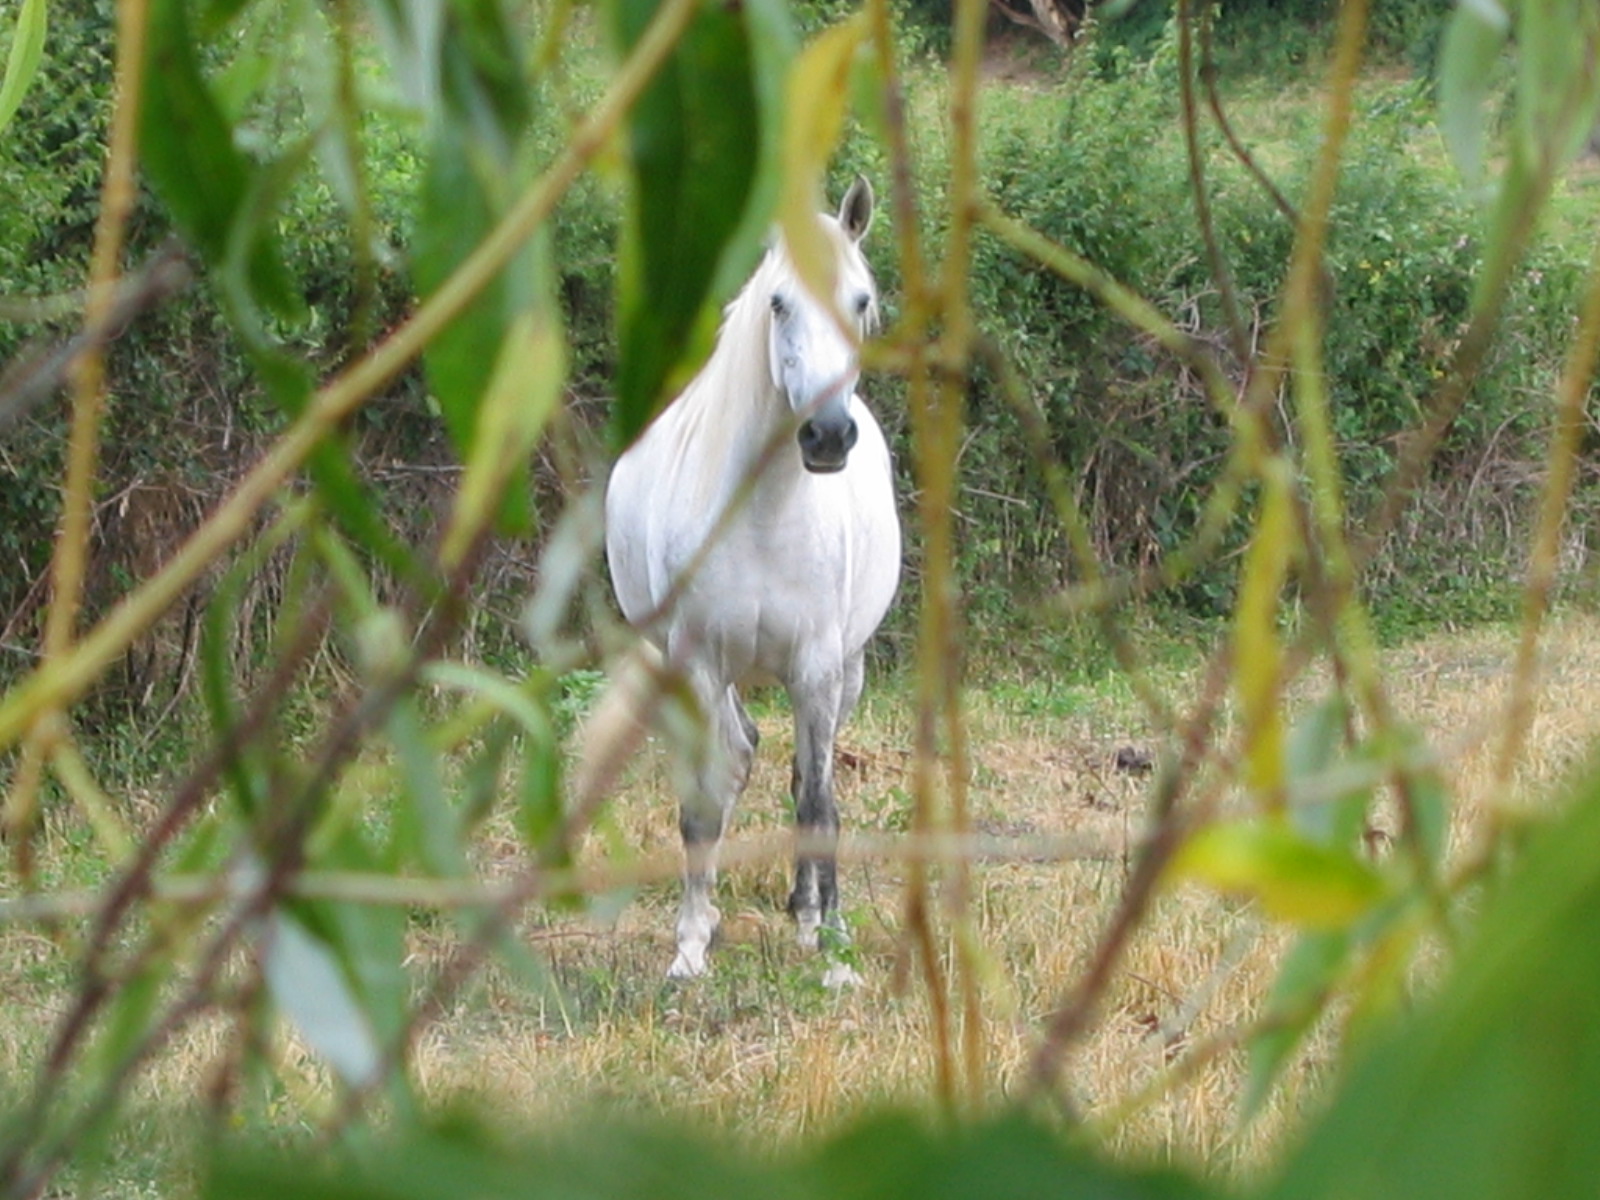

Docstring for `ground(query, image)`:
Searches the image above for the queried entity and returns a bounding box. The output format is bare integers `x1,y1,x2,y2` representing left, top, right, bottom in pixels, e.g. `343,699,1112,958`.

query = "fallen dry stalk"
0,827,1128,925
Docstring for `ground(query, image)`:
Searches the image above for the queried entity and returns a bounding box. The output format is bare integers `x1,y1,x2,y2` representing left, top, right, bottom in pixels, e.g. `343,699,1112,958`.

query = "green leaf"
520,722,566,864
777,14,865,311
141,0,415,573
388,698,465,880
1263,755,1600,1200
421,661,553,737
87,958,167,1081
413,125,510,439
208,1109,1214,1200
401,0,539,512
1284,696,1373,848
296,836,412,1051
200,568,268,819
261,906,383,1090
456,721,515,832
1232,462,1296,805
1242,930,1351,1120
1513,0,1600,178
366,0,445,112
609,0,786,446
438,307,564,564
1406,755,1450,869
435,0,529,148
140,0,299,316
1438,0,1508,194
0,0,47,138
1171,820,1387,928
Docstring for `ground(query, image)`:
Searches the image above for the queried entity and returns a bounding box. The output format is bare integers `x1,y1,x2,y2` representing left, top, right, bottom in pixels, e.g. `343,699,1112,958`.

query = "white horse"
604,178,900,983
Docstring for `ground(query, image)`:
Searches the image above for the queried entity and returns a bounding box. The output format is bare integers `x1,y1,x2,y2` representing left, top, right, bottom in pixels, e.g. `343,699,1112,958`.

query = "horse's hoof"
822,961,863,989
793,908,822,952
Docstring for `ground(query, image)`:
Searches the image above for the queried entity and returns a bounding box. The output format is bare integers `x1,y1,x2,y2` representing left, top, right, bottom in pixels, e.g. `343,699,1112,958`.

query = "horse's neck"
667,297,793,509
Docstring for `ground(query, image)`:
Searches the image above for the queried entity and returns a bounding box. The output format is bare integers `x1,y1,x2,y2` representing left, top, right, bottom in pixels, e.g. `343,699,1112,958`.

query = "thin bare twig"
1177,0,1249,365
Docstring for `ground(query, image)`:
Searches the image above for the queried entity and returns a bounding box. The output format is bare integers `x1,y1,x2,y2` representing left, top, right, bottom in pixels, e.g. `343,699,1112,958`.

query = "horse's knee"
679,802,727,850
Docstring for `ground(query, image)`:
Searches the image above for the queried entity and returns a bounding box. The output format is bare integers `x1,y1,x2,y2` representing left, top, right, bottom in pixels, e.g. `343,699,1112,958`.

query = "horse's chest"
664,520,849,661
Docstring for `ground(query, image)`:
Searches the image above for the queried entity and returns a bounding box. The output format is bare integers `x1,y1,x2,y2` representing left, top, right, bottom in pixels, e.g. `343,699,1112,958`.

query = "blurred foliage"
4,0,1600,1195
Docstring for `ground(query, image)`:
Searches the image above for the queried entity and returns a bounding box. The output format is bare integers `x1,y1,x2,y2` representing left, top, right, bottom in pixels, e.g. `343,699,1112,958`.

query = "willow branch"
1177,0,1249,364
1493,237,1600,794
865,0,959,1110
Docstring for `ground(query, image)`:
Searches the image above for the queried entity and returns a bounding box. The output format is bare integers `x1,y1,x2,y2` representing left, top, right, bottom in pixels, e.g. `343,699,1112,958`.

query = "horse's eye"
853,294,871,318
770,294,787,317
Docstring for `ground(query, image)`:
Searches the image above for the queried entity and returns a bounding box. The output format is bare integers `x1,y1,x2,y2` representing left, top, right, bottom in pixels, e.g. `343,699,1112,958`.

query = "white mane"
651,219,872,509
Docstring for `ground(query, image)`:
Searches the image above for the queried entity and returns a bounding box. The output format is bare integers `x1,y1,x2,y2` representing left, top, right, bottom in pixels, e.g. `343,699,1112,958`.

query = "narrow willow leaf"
437,0,530,145
0,0,47,137
1340,905,1425,1051
522,488,606,653
804,1111,1218,1200
1406,756,1450,868
412,124,547,541
143,0,413,572
197,0,259,31
200,569,268,818
423,662,553,739
141,0,298,313
366,0,445,113
1242,930,1351,1120
707,0,794,302
87,959,166,1081
1285,696,1344,782
1514,0,1600,177
261,908,383,1089
610,0,774,445
1284,697,1375,847
439,308,564,567
413,126,509,444
1172,821,1386,928
778,14,866,309
520,723,566,862
456,722,516,832
291,823,412,1051
1437,0,1508,194
388,698,465,879
1232,463,1295,805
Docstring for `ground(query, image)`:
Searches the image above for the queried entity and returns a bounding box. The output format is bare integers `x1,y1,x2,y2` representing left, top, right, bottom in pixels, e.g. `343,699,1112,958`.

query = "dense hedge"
0,1,1588,712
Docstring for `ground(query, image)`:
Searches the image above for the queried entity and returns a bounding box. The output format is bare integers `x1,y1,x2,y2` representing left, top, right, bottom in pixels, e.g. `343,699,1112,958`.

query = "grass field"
12,611,1600,1196
5,619,1600,1196
12,612,1587,1191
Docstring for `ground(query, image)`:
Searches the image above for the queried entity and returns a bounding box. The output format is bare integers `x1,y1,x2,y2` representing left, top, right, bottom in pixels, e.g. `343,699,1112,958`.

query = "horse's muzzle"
798,416,858,474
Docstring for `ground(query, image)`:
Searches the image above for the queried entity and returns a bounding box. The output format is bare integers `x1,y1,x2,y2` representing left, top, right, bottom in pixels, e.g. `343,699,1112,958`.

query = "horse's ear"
838,175,874,243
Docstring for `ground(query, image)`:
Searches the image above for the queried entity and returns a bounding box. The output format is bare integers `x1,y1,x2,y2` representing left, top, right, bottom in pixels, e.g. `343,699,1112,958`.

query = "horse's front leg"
787,661,860,986
670,681,756,979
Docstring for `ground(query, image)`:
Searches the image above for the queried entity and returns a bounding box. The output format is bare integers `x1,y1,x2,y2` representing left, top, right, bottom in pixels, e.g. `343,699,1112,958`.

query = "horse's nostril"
798,417,858,473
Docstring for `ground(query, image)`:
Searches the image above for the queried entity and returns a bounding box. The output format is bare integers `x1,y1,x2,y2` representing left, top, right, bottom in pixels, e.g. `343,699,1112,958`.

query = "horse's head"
767,177,877,475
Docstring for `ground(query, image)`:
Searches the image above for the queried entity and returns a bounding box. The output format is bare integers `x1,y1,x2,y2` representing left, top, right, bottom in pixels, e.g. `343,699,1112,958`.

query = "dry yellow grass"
10,614,1600,1186
407,612,1600,1175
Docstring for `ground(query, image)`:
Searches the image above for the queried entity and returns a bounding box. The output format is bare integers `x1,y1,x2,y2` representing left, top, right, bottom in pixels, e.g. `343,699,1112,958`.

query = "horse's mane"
654,219,869,507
